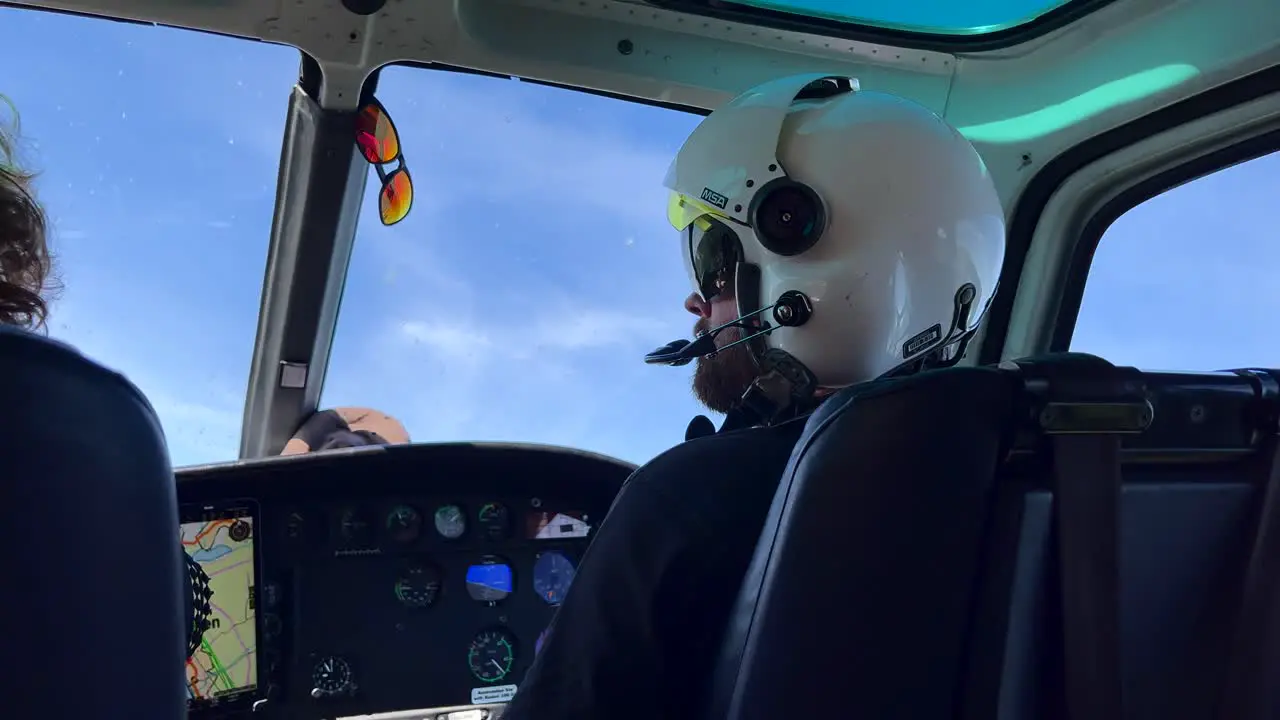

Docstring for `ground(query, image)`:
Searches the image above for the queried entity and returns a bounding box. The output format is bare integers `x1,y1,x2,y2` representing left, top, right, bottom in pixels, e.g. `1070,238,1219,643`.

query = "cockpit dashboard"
179,442,631,719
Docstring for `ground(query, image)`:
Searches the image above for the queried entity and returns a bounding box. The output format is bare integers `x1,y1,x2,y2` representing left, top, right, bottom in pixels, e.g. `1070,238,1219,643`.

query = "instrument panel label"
470,684,517,704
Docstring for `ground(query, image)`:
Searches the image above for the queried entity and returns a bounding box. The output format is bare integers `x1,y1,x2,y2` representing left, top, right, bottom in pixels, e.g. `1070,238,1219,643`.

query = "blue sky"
2,9,705,466
2,8,1276,467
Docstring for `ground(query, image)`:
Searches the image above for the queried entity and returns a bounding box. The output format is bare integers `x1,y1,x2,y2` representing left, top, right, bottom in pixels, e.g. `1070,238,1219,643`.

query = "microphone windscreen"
685,415,716,441
645,338,693,365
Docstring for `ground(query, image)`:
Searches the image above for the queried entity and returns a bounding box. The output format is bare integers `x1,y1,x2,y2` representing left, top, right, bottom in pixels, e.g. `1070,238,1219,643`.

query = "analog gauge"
434,504,466,540
532,551,576,606
477,502,510,541
339,507,373,544
467,628,516,683
310,655,355,698
394,564,442,608
285,511,305,540
465,556,513,603
385,504,422,543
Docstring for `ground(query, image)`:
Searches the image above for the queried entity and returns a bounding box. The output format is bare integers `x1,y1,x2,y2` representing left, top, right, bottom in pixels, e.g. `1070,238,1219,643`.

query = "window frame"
645,0,1120,52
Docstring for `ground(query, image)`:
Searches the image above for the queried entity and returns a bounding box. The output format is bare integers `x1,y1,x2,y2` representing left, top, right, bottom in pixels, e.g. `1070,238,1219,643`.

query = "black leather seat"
708,354,1273,720
707,364,1020,720
0,327,187,717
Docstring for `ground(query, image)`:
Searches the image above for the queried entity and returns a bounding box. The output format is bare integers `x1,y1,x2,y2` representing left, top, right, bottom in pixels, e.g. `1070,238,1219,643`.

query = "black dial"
339,507,373,544
394,564,441,608
310,656,354,698
477,502,510,541
467,629,516,683
385,504,421,543
228,519,252,542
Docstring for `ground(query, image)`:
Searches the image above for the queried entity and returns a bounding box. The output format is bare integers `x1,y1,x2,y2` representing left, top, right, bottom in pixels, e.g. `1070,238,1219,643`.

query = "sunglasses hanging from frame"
355,98,414,226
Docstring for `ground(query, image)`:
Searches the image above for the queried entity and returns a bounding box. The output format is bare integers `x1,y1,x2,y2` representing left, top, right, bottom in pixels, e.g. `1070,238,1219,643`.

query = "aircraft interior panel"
179,443,630,719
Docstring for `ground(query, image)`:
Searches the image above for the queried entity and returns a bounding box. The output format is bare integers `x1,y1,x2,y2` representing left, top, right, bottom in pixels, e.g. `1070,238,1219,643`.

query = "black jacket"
502,406,813,720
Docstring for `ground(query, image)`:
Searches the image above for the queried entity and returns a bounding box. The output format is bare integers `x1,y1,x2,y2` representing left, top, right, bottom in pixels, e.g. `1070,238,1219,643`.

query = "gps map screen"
181,511,257,705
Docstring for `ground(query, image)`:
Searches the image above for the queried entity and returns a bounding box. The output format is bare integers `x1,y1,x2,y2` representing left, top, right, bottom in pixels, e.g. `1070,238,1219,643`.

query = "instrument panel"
179,442,631,719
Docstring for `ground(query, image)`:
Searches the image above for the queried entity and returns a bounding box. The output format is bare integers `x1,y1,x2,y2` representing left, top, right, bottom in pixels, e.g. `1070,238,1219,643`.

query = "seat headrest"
0,326,187,717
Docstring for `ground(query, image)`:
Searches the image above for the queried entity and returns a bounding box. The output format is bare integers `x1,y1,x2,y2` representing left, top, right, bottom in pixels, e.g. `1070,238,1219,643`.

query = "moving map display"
181,509,258,705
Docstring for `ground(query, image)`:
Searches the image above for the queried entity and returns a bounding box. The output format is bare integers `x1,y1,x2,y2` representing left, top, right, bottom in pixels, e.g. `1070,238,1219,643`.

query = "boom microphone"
643,332,717,366
644,292,812,367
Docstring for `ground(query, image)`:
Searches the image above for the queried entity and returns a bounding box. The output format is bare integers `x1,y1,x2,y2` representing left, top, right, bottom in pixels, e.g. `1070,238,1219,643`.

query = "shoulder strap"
1216,370,1280,720
1050,433,1125,720
1015,355,1145,720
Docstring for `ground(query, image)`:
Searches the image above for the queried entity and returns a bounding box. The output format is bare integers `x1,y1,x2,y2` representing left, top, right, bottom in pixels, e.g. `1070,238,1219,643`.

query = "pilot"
502,74,1005,720
0,96,55,329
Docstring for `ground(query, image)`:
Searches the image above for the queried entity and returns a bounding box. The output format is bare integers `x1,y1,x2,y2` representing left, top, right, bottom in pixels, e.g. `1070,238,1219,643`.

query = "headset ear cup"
749,178,826,257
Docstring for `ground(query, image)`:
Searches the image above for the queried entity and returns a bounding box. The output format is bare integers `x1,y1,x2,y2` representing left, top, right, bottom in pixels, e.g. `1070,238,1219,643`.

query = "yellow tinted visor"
667,191,729,231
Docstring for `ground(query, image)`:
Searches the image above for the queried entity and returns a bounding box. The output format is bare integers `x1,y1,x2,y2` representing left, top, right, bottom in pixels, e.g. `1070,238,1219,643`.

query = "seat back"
708,364,1022,719
0,327,187,717
710,354,1274,720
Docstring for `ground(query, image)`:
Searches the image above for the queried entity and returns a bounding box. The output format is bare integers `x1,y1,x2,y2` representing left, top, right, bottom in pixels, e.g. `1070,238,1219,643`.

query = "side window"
1072,150,1280,369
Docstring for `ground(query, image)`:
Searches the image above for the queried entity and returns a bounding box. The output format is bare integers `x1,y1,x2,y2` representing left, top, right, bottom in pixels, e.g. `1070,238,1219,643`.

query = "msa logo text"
699,187,729,209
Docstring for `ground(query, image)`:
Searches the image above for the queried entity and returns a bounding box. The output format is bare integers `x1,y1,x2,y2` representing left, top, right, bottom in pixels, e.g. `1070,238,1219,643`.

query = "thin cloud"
399,320,493,358
146,390,244,465
381,71,685,228
48,295,245,465
527,308,671,351
397,308,670,357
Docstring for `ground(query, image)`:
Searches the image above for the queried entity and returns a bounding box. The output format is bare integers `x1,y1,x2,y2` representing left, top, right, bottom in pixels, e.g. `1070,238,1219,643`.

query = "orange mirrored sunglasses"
355,98,413,226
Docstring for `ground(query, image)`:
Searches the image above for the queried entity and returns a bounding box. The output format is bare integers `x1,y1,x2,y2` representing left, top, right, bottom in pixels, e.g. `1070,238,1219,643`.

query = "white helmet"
652,74,1005,396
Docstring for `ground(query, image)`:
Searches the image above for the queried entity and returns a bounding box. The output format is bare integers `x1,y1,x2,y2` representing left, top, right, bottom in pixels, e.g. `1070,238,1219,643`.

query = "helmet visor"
668,191,745,301
686,215,743,302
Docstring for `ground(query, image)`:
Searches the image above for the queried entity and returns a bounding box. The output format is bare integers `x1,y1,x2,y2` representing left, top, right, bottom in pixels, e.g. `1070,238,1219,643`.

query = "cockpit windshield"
5,10,709,466
323,66,707,463
2,10,299,465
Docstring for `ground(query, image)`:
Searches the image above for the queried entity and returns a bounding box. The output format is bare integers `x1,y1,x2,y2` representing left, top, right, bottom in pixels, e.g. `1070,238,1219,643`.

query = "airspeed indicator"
467,628,516,683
